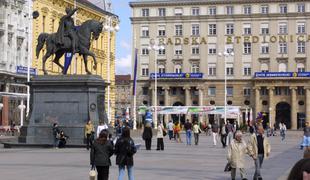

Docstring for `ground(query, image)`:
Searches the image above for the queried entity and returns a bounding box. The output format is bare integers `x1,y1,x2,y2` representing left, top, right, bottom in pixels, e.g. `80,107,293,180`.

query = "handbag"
89,166,97,180
224,162,232,172
163,130,167,137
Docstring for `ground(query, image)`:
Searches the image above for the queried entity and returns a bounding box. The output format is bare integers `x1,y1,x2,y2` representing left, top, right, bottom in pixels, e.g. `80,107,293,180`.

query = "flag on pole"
64,53,73,74
132,48,138,95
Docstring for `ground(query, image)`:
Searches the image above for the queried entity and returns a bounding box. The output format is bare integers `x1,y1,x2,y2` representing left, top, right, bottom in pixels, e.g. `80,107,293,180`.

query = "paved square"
0,131,304,180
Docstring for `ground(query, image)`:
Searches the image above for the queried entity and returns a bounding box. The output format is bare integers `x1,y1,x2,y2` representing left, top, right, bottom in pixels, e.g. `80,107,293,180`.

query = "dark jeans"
157,138,164,150
96,166,109,180
254,154,264,179
86,133,93,150
168,130,173,140
194,133,199,145
145,138,152,150
221,134,227,147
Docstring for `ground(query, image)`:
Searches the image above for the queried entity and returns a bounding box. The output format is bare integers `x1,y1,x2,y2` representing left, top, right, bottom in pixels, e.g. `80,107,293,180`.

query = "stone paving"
0,131,304,180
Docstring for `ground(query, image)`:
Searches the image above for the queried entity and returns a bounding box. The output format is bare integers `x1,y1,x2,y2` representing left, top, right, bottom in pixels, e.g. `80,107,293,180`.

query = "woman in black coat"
115,127,137,180
90,130,114,180
142,122,153,150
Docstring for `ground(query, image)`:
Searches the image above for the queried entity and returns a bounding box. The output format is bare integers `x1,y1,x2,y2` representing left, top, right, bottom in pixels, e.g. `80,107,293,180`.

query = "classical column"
254,87,261,121
268,87,275,128
290,87,297,130
198,86,204,122
183,86,191,121
306,87,310,125
163,86,170,127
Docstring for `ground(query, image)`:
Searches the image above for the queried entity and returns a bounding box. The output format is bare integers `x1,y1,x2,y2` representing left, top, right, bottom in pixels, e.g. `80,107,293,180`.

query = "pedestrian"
211,122,219,146
300,121,310,150
58,130,69,148
52,123,60,149
287,158,310,180
193,121,202,145
97,121,109,138
279,122,287,141
227,130,251,180
174,122,182,143
167,120,174,140
248,126,271,180
85,120,95,150
142,123,152,150
115,127,137,180
220,123,227,148
184,119,192,145
90,130,114,180
156,122,165,151
226,122,235,147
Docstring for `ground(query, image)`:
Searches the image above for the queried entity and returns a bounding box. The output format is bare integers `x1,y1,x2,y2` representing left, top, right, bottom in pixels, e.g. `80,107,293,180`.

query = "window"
244,42,252,54
244,88,251,96
174,64,182,73
261,63,269,72
261,43,269,54
191,64,200,73
226,6,234,15
225,44,234,54
192,24,200,36
279,43,287,54
244,5,251,14
279,63,287,72
174,8,183,15
227,87,233,96
158,26,166,36
297,87,305,95
297,22,306,34
142,9,149,16
243,24,251,35
284,87,290,95
208,64,216,76
209,24,217,35
158,48,165,55
226,24,234,35
208,44,216,55
208,87,216,96
260,87,268,96
279,4,288,14
297,3,305,13
209,6,217,15
261,5,269,14
175,45,182,55
297,63,305,72
192,7,200,15
175,25,183,36
141,26,149,37
243,64,251,76
141,65,149,76
297,42,305,53
192,46,199,55
158,8,166,16
141,48,149,55
158,64,165,73
261,23,269,34
226,64,234,76
142,87,148,95
275,87,282,95
279,23,287,34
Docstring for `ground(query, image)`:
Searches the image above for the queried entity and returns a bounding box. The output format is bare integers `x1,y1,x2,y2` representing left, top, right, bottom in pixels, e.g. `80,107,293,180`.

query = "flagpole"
133,28,137,130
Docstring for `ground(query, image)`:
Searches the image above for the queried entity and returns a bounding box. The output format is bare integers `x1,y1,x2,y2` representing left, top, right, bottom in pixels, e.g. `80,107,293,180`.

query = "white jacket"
227,139,249,168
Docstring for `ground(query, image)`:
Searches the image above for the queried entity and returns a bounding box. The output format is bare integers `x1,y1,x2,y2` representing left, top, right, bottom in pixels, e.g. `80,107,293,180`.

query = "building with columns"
130,0,310,129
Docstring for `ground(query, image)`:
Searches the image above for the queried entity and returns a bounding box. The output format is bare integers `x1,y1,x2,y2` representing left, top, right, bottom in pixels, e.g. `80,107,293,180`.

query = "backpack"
126,139,137,156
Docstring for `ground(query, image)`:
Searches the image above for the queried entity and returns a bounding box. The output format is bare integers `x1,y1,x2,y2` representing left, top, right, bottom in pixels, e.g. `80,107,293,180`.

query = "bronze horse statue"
36,19,103,75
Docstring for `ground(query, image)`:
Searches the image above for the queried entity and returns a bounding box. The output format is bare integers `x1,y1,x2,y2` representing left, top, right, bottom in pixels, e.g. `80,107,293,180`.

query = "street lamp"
18,100,26,126
218,51,234,124
103,16,119,125
148,43,164,129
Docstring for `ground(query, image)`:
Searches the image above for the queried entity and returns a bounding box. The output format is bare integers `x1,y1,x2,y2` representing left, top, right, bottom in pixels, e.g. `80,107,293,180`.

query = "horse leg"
42,52,52,75
81,49,97,70
53,52,65,73
83,54,91,75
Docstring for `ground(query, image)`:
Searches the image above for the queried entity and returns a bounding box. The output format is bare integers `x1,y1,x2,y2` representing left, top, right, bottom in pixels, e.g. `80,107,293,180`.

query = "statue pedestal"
19,75,107,145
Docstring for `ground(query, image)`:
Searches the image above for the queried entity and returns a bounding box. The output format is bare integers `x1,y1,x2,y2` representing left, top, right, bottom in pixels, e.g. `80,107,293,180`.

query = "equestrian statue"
36,7,103,75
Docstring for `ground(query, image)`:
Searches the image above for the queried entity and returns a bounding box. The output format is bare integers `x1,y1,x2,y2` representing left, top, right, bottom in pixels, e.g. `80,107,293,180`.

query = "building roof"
78,0,118,18
116,75,131,84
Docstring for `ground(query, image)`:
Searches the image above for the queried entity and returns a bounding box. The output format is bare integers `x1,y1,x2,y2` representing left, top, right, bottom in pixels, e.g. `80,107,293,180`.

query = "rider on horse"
55,7,78,54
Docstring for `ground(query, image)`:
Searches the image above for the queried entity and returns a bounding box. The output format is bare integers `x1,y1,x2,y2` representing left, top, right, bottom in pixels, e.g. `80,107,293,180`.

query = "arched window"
261,63,269,72
278,63,287,72
297,63,305,72
174,64,182,73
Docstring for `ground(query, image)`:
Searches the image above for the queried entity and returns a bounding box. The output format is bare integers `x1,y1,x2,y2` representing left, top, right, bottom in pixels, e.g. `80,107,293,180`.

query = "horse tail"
36,33,49,58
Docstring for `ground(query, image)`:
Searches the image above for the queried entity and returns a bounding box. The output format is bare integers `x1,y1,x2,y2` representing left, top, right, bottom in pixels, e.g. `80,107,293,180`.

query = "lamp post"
148,43,164,129
103,16,119,124
218,51,234,124
18,100,26,126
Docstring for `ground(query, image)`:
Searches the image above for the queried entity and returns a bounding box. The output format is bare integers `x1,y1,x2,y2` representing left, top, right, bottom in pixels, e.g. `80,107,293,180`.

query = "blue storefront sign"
16,66,37,76
150,73,203,79
254,72,310,78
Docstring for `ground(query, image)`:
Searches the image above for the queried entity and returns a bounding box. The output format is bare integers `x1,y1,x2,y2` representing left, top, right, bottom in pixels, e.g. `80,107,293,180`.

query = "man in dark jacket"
115,127,137,180
52,123,60,149
142,123,153,150
184,119,192,145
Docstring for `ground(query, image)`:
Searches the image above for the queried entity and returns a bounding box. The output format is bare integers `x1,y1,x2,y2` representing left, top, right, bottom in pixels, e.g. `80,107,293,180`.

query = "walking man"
220,123,227,148
167,120,174,140
300,121,310,150
226,122,235,146
184,119,192,145
211,122,219,146
248,126,271,180
279,122,287,141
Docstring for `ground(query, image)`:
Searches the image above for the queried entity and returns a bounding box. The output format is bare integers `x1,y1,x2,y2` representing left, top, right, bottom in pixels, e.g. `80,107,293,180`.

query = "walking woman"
115,127,137,180
156,122,165,151
84,120,95,150
90,130,114,180
174,121,182,143
142,123,153,150
193,121,202,145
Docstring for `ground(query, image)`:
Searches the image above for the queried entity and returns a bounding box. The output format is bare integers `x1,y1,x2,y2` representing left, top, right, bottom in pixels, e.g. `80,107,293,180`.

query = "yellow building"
32,0,118,123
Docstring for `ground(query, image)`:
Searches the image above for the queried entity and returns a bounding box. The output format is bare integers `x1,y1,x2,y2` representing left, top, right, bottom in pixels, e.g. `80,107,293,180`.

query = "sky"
89,0,133,75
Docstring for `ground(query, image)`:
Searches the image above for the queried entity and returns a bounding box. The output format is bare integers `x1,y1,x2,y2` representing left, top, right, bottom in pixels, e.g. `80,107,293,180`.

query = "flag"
64,53,73,74
132,48,138,95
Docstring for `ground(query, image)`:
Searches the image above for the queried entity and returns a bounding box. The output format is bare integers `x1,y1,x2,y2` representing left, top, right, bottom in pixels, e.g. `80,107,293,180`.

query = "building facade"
0,0,31,126
130,0,310,129
32,0,118,124
115,75,131,118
